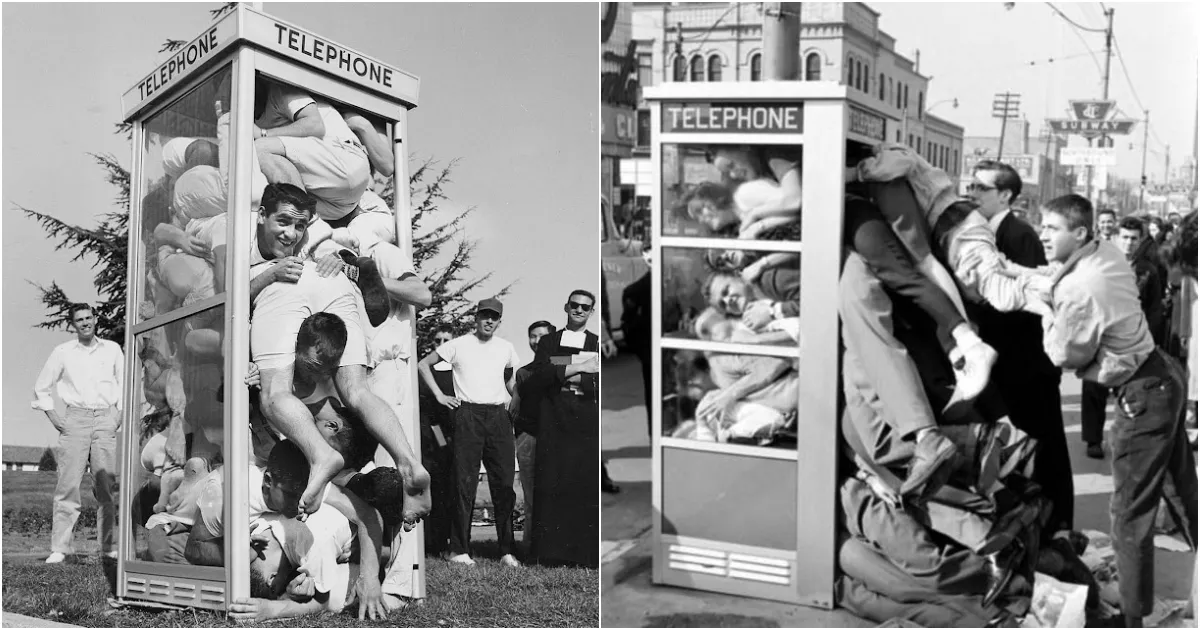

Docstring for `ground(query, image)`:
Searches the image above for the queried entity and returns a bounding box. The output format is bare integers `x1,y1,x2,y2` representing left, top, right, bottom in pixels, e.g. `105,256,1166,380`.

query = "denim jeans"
1109,349,1198,617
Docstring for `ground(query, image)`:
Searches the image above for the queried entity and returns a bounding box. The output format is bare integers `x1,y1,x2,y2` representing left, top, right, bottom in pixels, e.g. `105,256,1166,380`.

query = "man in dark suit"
521,289,601,567
968,160,1075,535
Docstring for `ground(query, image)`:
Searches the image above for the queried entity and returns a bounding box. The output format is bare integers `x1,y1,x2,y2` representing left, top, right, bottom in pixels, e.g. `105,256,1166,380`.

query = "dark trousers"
636,348,653,436
1000,371,1074,533
846,184,965,354
1081,380,1111,446
450,402,516,557
1109,349,1198,618
420,405,455,555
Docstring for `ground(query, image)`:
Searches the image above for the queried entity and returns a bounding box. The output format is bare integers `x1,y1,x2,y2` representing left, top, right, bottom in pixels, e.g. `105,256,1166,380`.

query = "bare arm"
382,276,431,309
324,485,384,616
418,352,457,408
343,110,394,177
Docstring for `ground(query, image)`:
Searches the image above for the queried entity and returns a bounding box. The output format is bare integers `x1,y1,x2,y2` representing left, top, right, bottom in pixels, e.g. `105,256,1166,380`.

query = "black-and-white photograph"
4,2,599,627
601,2,1198,628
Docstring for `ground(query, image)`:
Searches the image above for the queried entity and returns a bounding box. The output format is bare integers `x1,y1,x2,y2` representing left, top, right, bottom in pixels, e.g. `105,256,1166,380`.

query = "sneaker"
45,552,67,564
448,553,476,566
1086,442,1104,459
900,429,958,498
500,554,522,568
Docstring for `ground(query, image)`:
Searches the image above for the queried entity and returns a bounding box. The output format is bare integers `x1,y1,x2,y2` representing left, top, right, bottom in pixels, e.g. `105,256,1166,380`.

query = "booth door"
652,141,807,604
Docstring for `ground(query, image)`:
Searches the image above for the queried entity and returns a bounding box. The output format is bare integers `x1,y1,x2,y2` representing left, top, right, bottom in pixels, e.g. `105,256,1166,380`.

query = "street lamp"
927,97,959,115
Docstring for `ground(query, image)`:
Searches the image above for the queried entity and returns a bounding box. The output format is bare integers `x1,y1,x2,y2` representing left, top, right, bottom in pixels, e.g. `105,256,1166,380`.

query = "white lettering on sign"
272,23,394,89
138,28,220,101
662,103,802,133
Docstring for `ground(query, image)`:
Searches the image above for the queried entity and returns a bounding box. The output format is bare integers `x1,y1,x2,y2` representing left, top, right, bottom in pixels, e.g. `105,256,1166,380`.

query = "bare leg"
335,364,432,524
260,367,344,515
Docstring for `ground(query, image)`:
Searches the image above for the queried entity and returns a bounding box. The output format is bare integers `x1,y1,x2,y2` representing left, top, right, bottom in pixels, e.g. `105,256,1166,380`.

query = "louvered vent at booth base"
667,543,792,585
124,575,225,608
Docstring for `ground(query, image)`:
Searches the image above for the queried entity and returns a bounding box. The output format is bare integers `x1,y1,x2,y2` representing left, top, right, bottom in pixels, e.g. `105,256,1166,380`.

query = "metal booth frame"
116,5,420,609
645,82,891,608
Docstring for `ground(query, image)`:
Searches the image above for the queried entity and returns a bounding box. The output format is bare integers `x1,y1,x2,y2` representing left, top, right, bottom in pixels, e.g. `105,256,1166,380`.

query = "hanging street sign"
1059,147,1117,166
1046,118,1136,137
1069,100,1116,122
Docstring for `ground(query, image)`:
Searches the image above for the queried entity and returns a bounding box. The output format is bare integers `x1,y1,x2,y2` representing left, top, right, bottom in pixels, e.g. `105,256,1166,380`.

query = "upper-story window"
878,72,885,100
904,84,910,111
896,82,903,109
856,60,865,91
806,53,821,81
707,54,723,82
847,56,855,87
638,53,653,89
689,55,704,82
750,53,762,81
672,55,686,82
918,92,925,119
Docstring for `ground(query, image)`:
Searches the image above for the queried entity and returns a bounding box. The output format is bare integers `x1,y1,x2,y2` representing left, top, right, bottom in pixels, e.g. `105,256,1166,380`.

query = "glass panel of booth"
129,305,226,565
138,65,234,326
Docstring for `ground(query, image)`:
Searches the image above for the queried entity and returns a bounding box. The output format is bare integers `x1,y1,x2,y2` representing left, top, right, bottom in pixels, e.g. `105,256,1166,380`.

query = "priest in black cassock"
522,289,601,568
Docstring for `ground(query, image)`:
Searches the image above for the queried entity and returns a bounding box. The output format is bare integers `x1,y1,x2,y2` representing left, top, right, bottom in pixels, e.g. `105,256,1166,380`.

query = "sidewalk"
601,355,1197,626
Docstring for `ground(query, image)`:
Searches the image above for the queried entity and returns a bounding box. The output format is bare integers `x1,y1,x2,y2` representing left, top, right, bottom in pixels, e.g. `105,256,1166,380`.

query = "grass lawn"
2,472,597,627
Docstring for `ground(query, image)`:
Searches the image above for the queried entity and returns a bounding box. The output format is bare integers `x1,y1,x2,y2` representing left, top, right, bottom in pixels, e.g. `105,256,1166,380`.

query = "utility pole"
762,3,801,81
1139,110,1149,212
992,92,1020,162
1164,144,1171,188
1086,7,1115,207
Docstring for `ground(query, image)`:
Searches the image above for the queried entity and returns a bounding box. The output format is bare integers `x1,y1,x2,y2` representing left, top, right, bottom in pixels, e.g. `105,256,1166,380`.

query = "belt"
68,405,114,415
459,401,505,408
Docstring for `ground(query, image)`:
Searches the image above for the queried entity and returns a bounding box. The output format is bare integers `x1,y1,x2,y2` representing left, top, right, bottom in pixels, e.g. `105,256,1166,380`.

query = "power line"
1045,4,1105,79
1111,36,1146,113
1044,2,1108,33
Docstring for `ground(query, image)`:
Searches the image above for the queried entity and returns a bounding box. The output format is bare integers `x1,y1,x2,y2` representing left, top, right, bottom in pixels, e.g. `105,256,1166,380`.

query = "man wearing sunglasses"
521,290,602,568
968,160,1075,539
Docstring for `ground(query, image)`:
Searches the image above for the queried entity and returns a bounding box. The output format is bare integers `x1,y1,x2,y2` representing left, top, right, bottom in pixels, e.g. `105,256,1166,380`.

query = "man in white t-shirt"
418,298,521,568
252,77,370,223
251,184,428,520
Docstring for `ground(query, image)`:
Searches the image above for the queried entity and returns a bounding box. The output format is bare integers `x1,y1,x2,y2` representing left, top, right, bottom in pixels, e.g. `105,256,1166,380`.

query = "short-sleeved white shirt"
265,503,354,611
251,261,369,371
436,334,520,405
257,84,357,146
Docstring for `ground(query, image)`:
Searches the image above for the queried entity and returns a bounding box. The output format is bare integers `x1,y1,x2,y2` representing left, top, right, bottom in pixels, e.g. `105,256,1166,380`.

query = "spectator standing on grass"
419,325,458,557
417,299,521,568
507,320,556,551
32,303,125,563
523,290,603,568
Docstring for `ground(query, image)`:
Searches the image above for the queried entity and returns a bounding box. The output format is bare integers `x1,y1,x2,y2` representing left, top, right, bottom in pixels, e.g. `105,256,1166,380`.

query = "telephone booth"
116,5,421,609
645,82,891,607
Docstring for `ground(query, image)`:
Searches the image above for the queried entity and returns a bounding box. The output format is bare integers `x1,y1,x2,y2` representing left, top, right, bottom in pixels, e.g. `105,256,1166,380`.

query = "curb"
2,613,81,628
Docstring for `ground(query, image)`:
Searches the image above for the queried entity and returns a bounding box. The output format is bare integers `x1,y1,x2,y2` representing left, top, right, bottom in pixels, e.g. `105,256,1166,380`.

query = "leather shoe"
1086,442,1104,459
353,256,391,327
983,543,1024,608
900,429,958,498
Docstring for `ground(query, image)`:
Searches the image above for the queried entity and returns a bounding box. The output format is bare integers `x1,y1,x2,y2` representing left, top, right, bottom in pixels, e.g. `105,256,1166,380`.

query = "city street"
601,352,1196,627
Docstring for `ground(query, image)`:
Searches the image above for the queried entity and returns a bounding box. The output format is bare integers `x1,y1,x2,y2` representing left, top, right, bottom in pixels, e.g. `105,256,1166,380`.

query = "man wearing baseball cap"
417,298,522,567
